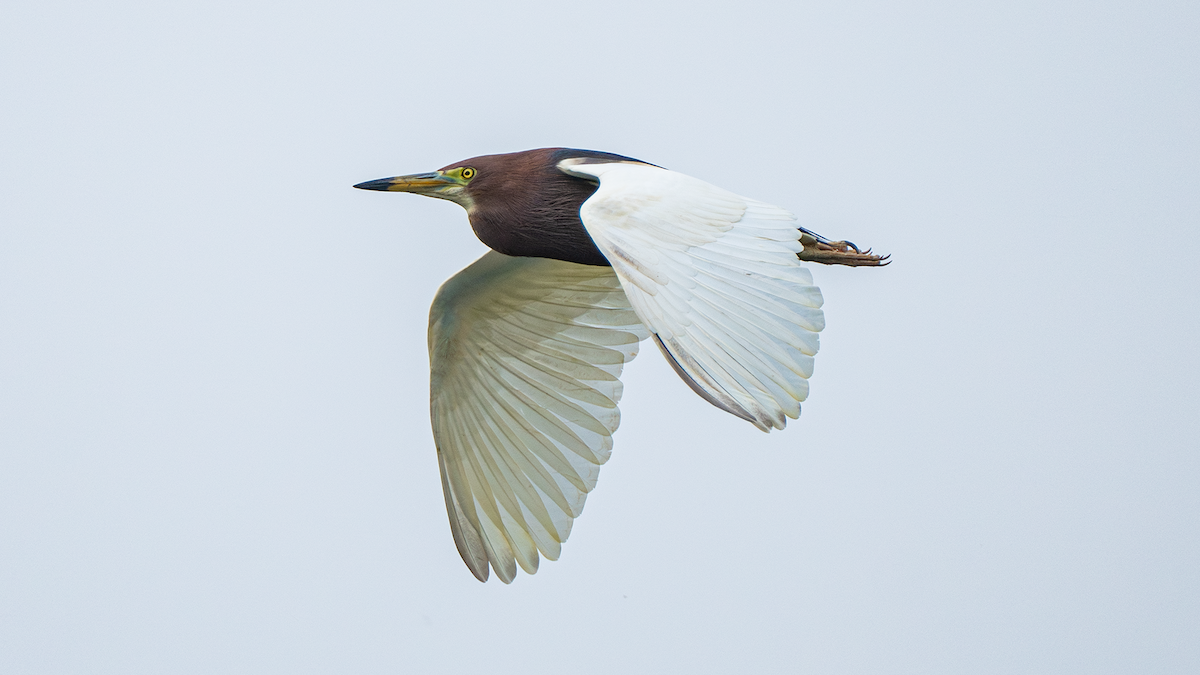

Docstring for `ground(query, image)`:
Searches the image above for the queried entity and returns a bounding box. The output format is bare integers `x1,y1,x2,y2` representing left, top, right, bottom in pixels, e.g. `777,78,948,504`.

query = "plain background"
2,1,1197,673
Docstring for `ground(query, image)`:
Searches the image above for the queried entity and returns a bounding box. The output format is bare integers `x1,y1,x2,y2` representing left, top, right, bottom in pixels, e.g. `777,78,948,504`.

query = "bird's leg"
797,227,890,267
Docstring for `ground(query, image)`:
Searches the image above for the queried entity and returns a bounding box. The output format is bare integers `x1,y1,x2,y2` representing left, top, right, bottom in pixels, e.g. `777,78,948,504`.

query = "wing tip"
651,334,758,424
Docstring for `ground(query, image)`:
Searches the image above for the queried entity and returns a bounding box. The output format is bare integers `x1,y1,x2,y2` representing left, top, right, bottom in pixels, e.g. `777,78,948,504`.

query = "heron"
355,148,887,583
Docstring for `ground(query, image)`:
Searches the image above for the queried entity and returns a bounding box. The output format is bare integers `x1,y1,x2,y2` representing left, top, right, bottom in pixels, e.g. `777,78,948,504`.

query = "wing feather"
561,160,826,431
429,251,646,582
459,403,560,543
437,450,490,581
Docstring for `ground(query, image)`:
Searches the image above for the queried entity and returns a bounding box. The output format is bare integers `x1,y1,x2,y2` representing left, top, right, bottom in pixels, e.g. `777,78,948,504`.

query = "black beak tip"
353,178,393,191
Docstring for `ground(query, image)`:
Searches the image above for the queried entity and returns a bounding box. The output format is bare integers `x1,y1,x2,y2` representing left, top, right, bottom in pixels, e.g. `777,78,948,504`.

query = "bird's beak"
353,171,462,195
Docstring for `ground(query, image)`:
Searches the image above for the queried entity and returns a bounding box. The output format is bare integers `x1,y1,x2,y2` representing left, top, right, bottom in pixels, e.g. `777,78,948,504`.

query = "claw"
796,229,890,267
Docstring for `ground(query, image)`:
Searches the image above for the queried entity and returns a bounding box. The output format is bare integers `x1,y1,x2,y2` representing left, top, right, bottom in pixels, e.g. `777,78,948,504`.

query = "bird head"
353,148,646,265
352,148,642,210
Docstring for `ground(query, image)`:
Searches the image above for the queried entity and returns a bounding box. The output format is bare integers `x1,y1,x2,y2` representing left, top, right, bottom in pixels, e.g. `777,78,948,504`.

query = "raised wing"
428,251,648,583
560,160,825,432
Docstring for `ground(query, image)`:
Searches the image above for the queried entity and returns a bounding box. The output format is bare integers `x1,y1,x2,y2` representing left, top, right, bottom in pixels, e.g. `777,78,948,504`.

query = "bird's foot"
797,229,890,267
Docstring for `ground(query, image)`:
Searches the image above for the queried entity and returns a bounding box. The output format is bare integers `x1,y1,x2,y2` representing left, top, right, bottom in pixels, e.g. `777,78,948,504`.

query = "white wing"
428,251,648,583
560,160,825,432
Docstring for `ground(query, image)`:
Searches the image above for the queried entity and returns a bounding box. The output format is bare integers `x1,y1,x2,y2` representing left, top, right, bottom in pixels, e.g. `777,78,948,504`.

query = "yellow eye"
461,167,476,180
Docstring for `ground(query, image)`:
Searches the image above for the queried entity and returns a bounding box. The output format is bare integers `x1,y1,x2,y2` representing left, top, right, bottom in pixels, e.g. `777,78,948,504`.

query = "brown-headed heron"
355,148,887,583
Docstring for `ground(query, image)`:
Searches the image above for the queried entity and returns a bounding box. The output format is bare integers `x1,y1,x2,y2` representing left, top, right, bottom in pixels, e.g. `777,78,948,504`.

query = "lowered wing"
428,251,648,583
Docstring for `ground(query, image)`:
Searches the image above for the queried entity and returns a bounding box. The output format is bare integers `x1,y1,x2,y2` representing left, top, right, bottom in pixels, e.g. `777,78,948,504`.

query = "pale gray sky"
2,1,1197,673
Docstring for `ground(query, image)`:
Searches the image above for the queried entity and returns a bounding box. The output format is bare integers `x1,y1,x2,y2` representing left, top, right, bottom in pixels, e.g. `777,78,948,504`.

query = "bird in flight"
355,148,887,583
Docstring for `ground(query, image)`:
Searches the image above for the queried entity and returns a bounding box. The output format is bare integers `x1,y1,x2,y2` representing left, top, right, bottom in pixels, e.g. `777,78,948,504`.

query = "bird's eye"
461,167,476,180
